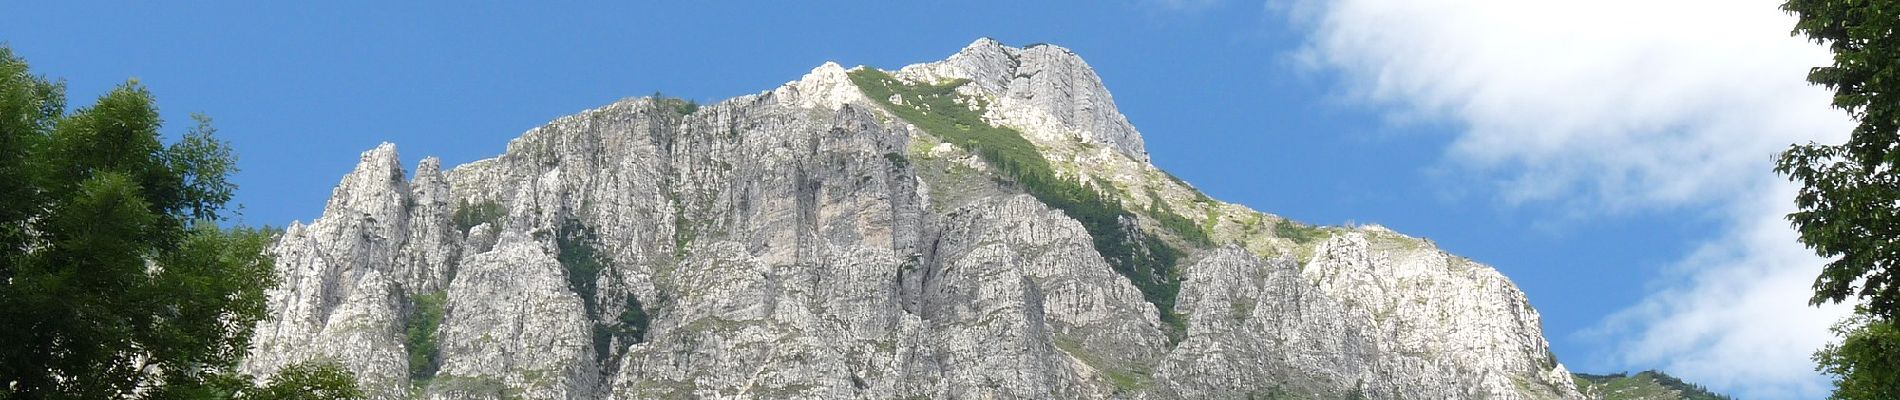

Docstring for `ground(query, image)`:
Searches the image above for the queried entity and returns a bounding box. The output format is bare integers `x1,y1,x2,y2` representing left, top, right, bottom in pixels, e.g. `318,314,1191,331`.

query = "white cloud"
1296,0,1842,210
1594,180,1848,398
1287,0,1855,397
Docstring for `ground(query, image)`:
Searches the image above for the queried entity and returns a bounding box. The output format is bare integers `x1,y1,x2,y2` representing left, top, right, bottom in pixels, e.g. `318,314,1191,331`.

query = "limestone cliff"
244,38,1582,400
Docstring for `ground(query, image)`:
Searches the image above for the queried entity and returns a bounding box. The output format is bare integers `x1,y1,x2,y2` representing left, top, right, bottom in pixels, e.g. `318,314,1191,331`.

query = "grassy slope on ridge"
1572,371,1731,400
848,68,1196,343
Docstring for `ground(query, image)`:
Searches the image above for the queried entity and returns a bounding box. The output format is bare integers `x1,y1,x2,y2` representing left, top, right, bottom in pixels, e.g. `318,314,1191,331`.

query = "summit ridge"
244,38,1588,400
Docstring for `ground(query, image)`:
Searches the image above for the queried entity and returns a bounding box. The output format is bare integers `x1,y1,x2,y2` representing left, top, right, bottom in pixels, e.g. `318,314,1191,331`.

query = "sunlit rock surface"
245,39,1581,400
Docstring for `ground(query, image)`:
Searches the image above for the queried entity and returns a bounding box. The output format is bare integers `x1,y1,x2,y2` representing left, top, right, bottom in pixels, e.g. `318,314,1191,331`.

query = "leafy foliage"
0,45,359,398
1778,0,1900,317
452,199,506,234
427,374,522,399
239,361,365,400
144,224,281,394
849,68,1199,342
407,291,447,381
1777,2,1900,397
0,48,63,254
1814,310,1900,400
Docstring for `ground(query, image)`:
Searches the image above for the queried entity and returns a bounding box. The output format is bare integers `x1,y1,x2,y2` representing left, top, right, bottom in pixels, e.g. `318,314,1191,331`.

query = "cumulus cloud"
1286,0,1854,397
1295,0,1842,210
1596,180,1848,398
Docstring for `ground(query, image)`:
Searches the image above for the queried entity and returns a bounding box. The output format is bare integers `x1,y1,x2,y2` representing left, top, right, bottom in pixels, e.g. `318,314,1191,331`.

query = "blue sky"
2,2,1846,397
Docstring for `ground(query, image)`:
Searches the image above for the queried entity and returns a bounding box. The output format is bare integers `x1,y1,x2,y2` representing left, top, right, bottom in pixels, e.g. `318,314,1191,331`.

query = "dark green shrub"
1145,192,1212,246
650,91,699,115
1273,219,1330,244
243,361,365,400
884,152,909,169
616,296,650,344
556,219,654,370
557,219,604,302
452,199,505,234
406,291,446,381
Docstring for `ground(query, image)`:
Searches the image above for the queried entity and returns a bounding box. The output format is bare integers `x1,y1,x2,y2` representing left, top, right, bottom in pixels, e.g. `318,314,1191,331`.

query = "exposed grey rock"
246,39,1582,400
1155,247,1384,399
900,38,1149,162
1302,230,1579,399
243,144,418,399
400,157,461,295
431,234,596,400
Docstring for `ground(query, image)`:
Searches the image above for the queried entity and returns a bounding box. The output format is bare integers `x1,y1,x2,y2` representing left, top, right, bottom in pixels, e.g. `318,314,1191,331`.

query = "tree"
1777,0,1900,398
239,361,366,400
1778,0,1900,320
0,46,359,398
1813,311,1900,399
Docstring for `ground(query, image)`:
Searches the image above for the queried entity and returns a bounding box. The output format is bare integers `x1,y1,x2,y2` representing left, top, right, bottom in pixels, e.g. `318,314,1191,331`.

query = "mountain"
243,38,1587,399
1573,371,1732,400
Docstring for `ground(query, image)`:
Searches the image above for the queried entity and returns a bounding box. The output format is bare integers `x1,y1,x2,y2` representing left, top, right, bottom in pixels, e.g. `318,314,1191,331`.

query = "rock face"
244,39,1583,399
901,38,1149,163
1572,371,1730,400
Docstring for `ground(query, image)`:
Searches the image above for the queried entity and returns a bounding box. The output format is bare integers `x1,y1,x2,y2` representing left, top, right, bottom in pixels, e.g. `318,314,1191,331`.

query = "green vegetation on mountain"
1572,371,1730,400
0,46,361,398
1813,312,1900,400
453,199,506,233
1145,189,1213,247
407,291,447,382
556,218,650,376
1053,335,1151,392
1776,1,1900,398
556,219,617,363
616,296,652,344
559,219,608,306
652,91,700,115
1273,219,1331,245
848,68,1198,343
241,361,367,400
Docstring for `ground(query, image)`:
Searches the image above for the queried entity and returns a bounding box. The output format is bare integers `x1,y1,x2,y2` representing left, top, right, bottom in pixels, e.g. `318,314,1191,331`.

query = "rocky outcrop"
1303,230,1577,399
899,38,1149,163
243,144,424,398
245,38,1582,399
1573,371,1731,400
1155,247,1383,399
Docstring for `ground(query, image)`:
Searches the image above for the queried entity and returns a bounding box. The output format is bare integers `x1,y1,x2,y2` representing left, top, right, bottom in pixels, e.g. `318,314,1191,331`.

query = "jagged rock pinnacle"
244,40,1580,400
896,38,1151,162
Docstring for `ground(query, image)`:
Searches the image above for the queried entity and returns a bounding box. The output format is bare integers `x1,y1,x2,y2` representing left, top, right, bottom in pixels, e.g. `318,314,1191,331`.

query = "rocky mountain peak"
245,39,1586,400
322,142,408,220
939,37,1020,93
900,38,1150,162
775,61,866,110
